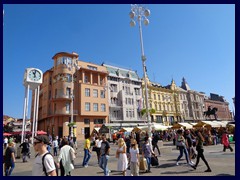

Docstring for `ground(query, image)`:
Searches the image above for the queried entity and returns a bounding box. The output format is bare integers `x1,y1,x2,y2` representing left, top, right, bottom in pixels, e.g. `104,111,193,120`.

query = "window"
100,90,105,98
87,65,97,70
101,104,106,112
134,88,140,95
85,88,90,97
84,119,90,124
94,119,104,124
66,103,70,113
93,89,98,98
66,88,71,98
85,102,90,111
93,103,98,112
158,95,160,100
66,74,72,82
84,76,88,83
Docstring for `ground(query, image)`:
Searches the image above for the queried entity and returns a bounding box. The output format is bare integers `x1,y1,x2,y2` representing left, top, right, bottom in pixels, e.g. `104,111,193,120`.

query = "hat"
34,135,50,145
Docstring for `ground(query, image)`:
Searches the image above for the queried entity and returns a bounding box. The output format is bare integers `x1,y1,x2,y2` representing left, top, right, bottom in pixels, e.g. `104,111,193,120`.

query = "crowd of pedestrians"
3,126,234,176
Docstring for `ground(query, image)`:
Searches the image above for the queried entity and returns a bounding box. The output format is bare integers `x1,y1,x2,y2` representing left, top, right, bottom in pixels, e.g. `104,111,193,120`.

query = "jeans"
5,160,15,176
177,146,190,163
145,157,151,171
53,147,58,156
82,149,91,166
99,155,109,176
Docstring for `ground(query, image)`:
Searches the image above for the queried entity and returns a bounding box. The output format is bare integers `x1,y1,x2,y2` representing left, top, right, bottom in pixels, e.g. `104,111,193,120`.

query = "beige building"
32,52,109,140
180,78,205,121
143,78,181,126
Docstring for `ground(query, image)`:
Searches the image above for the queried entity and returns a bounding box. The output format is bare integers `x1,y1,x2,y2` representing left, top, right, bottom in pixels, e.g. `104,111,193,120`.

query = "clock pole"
22,68,43,144
21,84,30,143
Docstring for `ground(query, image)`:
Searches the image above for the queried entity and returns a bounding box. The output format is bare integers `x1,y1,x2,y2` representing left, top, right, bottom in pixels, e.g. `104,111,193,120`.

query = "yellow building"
32,52,109,140
142,78,181,126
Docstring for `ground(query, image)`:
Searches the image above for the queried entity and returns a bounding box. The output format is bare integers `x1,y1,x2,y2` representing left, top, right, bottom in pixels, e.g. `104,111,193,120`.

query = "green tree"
141,108,156,116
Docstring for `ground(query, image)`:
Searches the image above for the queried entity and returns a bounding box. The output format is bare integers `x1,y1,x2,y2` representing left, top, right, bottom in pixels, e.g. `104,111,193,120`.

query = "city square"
3,4,235,177
3,140,235,176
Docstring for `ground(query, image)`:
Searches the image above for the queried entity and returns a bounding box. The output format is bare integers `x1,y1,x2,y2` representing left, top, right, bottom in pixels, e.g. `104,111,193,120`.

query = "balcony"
49,110,78,116
52,93,71,100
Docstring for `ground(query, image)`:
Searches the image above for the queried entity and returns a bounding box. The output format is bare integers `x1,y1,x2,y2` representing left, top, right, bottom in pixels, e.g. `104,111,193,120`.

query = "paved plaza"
3,141,235,176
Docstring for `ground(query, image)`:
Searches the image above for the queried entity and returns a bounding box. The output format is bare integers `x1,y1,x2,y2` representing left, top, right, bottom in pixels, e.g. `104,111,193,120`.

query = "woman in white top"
116,138,128,176
129,139,140,176
57,139,75,176
94,136,102,164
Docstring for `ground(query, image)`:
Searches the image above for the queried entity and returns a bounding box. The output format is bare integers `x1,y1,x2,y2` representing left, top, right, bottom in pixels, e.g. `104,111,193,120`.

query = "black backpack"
36,152,59,176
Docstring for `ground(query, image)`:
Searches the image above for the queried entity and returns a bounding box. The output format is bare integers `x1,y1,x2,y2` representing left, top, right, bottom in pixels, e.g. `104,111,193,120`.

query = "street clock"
23,68,43,90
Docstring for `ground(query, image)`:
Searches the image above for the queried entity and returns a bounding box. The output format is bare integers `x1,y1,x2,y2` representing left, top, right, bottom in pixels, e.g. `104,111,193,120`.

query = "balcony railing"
49,110,78,115
53,93,71,99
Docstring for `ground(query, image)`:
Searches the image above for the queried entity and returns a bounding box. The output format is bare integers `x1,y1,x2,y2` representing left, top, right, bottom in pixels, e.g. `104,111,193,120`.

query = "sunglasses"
33,141,42,145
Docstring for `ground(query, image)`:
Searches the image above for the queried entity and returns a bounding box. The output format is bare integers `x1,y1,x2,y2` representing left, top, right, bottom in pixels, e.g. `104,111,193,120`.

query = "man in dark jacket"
152,129,161,156
19,139,30,162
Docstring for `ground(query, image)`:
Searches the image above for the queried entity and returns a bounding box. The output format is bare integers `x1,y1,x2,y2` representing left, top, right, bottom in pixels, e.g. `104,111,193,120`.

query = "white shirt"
32,153,56,176
96,139,102,148
53,140,58,148
130,147,139,163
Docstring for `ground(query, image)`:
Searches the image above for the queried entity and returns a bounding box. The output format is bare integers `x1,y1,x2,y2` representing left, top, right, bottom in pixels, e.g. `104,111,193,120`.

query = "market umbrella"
37,130,47,135
3,132,12,136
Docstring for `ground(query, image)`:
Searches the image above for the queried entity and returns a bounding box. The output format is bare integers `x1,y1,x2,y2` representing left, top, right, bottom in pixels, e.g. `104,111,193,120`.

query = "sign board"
99,125,109,134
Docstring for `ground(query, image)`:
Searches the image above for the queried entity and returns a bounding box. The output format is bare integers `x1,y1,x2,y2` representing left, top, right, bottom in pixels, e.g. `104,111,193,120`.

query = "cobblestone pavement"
3,141,235,176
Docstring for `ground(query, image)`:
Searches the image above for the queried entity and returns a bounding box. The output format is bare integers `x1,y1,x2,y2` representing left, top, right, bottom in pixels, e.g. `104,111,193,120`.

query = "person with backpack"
32,135,57,176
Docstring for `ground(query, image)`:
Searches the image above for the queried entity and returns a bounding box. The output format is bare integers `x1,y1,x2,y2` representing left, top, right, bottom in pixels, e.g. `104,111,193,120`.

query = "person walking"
116,138,128,176
57,138,75,176
4,141,16,176
222,130,233,152
129,139,140,176
19,139,30,162
99,134,111,176
193,129,212,172
32,135,57,176
82,134,92,168
176,129,195,168
184,130,196,164
152,128,161,156
142,136,154,173
52,137,59,156
94,136,102,164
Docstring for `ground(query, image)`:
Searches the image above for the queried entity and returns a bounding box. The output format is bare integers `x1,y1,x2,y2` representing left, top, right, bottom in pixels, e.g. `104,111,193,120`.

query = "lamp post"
129,4,151,136
66,58,80,137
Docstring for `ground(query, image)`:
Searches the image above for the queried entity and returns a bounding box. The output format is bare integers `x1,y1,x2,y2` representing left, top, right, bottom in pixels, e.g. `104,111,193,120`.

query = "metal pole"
138,11,151,137
31,88,37,144
70,64,74,137
21,86,27,143
35,85,40,137
21,84,30,143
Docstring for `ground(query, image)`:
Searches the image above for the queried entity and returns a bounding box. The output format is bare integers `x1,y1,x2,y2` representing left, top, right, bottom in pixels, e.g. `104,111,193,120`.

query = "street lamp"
66,58,80,137
129,4,151,136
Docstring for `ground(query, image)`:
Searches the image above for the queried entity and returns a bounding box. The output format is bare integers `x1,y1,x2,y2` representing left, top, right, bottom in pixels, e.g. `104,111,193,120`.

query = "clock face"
28,69,41,81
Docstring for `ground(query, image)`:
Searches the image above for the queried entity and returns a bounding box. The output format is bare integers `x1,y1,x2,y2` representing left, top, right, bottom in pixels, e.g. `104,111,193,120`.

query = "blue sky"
3,4,235,118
